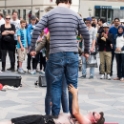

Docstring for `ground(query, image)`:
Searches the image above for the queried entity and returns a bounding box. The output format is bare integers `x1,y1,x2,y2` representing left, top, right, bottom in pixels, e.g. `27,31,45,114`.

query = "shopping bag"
86,54,98,68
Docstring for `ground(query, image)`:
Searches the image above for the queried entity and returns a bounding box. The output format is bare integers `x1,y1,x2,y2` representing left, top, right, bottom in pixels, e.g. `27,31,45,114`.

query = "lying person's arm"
30,36,47,56
68,84,84,124
35,36,47,53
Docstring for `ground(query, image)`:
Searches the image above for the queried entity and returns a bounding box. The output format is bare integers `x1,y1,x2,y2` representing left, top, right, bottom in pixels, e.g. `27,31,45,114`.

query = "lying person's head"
86,111,105,124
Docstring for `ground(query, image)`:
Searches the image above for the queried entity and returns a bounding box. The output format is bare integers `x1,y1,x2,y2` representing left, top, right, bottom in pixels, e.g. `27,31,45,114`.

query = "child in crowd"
16,20,27,74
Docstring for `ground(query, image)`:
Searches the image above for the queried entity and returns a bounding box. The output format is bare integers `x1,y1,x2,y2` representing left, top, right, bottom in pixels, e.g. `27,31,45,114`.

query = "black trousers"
116,54,124,79
1,49,15,63
27,53,39,70
39,52,46,71
111,49,115,76
11,115,55,124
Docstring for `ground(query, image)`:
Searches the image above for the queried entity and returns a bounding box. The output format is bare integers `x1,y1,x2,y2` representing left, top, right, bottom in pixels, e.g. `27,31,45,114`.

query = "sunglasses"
6,18,10,20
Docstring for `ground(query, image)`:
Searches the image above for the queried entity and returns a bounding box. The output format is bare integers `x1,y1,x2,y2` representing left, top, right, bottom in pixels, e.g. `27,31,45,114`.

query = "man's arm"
68,84,84,124
29,15,48,52
78,18,90,54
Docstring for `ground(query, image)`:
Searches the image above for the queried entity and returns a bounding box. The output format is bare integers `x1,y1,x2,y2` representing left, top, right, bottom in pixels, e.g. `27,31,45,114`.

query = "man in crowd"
81,17,96,79
30,0,90,118
97,18,106,74
109,18,120,77
0,13,5,62
10,11,20,71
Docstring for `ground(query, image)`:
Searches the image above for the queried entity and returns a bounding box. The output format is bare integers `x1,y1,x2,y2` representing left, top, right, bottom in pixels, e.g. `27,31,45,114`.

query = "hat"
31,15,36,20
103,23,109,28
86,17,92,21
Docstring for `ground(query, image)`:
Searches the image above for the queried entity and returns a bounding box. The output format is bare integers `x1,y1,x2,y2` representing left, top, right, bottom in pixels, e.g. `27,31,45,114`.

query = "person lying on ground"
0,84,105,124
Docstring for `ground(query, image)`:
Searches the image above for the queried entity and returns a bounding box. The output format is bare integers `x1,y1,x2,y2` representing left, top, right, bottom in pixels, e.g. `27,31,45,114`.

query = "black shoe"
7,67,15,72
1,69,5,72
80,75,86,78
89,76,94,79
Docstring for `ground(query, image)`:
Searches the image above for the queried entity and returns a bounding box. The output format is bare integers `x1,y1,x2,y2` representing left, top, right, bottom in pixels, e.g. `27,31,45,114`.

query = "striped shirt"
30,6,90,54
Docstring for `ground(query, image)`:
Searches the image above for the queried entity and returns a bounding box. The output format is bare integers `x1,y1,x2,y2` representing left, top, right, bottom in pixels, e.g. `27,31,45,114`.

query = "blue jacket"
27,24,36,46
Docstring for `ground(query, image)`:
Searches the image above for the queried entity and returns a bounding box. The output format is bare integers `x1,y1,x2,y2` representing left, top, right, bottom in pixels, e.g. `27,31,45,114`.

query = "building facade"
79,0,124,22
0,0,79,21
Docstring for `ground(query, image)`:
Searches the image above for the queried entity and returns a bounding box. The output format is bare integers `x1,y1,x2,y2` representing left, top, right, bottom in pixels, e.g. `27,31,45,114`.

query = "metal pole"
78,0,80,12
31,0,33,14
5,0,7,15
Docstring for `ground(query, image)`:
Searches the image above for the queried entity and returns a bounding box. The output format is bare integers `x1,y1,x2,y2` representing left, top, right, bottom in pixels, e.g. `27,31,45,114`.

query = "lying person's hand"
30,51,36,56
68,84,78,95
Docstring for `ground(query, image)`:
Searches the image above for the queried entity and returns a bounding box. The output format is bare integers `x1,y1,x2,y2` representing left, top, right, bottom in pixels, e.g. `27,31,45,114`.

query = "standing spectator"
36,31,46,74
0,15,15,72
97,18,106,74
91,16,98,33
30,0,90,117
27,15,36,74
17,20,27,74
109,18,120,76
11,11,20,70
114,26,124,81
81,17,96,79
98,23,112,80
0,13,5,61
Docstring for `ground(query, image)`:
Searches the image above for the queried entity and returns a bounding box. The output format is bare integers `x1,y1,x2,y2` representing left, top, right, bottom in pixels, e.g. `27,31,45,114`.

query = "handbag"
86,54,98,68
3,35,12,42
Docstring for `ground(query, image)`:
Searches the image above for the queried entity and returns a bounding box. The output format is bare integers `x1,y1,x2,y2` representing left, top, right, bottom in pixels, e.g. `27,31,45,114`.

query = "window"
18,9,20,18
8,10,11,14
23,9,26,20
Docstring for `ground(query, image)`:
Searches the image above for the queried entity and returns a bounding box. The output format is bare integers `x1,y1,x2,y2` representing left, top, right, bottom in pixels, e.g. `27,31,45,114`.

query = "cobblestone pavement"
0,55,124,124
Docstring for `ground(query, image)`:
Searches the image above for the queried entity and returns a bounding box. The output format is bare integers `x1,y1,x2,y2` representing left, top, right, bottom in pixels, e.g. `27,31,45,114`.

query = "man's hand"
21,47,24,51
68,84,78,96
110,44,113,49
90,46,94,53
30,51,36,56
83,53,89,59
116,47,121,52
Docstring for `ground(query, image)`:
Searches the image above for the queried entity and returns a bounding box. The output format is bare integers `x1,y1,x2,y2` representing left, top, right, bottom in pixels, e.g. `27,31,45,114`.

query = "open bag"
86,54,98,68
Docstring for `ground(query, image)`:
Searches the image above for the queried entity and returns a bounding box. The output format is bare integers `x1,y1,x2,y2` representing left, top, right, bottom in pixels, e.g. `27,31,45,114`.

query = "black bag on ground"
35,74,47,87
0,73,22,87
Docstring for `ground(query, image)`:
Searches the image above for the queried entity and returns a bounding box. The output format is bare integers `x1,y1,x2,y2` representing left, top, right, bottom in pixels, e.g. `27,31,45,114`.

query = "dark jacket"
98,32,112,52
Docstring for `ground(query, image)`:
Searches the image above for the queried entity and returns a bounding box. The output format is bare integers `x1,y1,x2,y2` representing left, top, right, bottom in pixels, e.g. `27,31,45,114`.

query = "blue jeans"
45,52,79,116
82,56,95,76
45,74,69,115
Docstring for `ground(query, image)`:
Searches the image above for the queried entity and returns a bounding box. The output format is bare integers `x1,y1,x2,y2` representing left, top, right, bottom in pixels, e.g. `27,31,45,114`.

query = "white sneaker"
27,70,31,74
100,74,104,79
39,70,45,74
107,74,111,80
31,70,36,75
18,68,25,74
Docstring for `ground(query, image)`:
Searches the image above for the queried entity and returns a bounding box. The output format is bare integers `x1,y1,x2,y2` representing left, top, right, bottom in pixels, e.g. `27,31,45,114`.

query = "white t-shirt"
0,18,5,26
115,35,124,54
10,19,20,40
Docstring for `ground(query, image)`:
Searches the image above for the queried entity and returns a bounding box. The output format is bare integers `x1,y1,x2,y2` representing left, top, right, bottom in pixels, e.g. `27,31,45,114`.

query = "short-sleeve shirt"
16,28,27,48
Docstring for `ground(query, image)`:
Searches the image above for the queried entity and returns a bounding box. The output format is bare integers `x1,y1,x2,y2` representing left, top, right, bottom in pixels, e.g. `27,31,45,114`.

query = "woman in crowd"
114,26,124,81
0,15,15,72
98,23,112,80
0,84,105,124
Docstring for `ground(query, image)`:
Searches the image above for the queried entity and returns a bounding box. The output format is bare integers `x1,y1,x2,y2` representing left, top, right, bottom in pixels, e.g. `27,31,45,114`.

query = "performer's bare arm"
68,84,84,124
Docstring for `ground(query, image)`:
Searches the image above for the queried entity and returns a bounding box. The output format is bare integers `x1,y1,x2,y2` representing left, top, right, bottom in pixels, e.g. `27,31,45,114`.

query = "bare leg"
0,120,12,124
